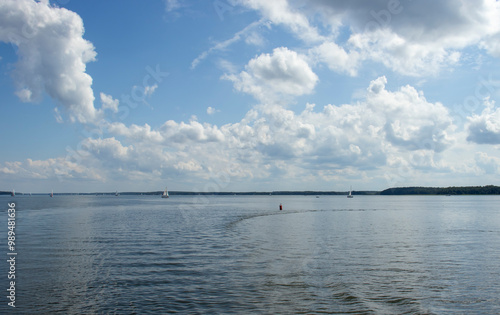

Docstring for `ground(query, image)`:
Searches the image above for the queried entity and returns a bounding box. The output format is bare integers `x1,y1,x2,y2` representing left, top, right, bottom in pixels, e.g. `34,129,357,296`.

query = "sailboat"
161,187,169,198
11,189,15,197
347,186,353,198
50,189,54,197
115,191,119,196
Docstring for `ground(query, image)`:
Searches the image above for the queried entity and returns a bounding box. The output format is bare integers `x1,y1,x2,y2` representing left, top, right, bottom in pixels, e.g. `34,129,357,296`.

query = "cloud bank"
3,77,484,190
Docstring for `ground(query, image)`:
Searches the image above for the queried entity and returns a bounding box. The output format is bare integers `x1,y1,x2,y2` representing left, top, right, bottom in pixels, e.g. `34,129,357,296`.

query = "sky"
1,0,500,193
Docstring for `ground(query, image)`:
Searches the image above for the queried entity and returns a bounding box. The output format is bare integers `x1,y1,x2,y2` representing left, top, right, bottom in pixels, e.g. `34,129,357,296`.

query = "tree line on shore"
380,185,500,195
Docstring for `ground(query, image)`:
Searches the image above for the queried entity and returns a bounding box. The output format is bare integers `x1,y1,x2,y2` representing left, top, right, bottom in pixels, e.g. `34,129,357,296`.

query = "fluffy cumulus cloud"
466,99,500,144
234,0,500,76
366,76,454,152
309,42,361,76
224,47,318,102
2,77,471,190
0,0,99,123
100,93,119,113
108,119,226,146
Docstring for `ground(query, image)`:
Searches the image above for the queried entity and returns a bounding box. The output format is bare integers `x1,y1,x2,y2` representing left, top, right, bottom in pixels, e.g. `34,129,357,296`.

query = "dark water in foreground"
1,195,500,314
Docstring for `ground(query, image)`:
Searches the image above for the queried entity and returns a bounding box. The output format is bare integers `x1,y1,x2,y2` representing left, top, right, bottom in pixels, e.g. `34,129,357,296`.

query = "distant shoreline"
379,185,500,195
2,185,499,196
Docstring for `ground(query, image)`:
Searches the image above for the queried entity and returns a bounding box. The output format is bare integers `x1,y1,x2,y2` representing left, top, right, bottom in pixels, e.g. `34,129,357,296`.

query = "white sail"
347,186,353,198
162,187,169,198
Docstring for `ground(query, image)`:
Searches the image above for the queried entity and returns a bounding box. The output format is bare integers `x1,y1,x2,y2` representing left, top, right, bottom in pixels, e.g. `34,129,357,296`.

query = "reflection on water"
1,195,500,313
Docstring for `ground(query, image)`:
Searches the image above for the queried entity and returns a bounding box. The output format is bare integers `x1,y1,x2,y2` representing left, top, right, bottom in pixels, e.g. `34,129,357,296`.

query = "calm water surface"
1,195,500,314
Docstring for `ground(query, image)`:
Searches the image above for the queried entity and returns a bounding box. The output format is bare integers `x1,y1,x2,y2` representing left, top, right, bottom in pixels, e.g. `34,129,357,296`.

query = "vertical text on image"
7,202,17,308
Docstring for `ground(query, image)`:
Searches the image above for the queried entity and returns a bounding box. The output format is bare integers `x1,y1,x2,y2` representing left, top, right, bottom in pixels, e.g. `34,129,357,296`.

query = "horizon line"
2,185,499,196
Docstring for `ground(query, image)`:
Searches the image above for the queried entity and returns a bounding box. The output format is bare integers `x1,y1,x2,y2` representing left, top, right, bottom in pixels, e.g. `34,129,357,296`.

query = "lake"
1,195,500,314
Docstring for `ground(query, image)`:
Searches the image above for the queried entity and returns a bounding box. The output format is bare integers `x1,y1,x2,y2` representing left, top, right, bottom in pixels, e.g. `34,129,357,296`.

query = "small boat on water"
347,186,353,198
50,189,54,197
161,187,169,198
115,191,119,196
11,189,15,197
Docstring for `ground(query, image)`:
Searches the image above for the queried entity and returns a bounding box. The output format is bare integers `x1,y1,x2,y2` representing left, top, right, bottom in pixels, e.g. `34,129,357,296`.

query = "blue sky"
1,0,500,193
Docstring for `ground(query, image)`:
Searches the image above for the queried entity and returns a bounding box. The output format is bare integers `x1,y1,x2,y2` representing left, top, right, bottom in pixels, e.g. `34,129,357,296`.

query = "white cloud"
366,76,454,152
107,123,164,143
347,29,462,76
54,107,63,123
83,137,133,162
164,0,182,12
467,99,500,144
481,33,500,58
217,59,238,74
0,158,101,181
0,0,99,123
131,84,158,100
100,93,119,113
107,119,226,146
236,0,324,43
308,41,360,76
191,19,265,69
174,160,202,171
223,47,318,102
207,106,219,115
245,31,265,46
475,152,500,174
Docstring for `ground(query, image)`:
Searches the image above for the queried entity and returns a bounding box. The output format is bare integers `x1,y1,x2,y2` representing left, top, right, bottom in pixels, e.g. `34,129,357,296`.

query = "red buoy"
279,203,282,211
